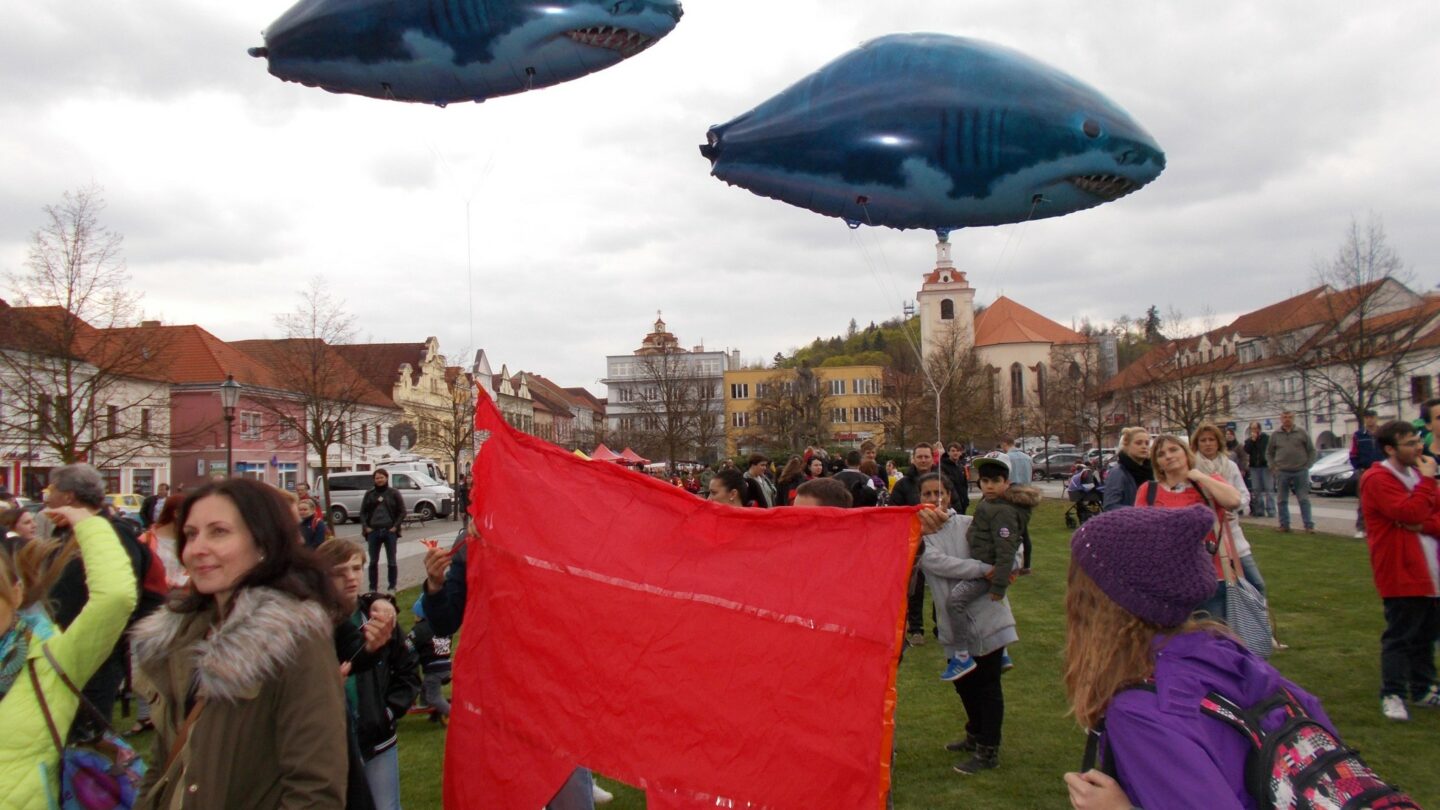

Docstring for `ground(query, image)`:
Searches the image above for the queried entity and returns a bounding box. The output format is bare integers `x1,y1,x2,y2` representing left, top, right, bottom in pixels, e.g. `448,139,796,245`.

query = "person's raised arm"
44,509,137,681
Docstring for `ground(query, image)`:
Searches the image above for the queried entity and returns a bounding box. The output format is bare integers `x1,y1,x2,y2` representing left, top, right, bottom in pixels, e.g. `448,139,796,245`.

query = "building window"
100,468,121,494
1010,363,1025,406
831,408,848,424
730,383,750,399
1036,365,1047,407
279,422,299,443
140,409,151,439
829,379,845,396
940,299,955,320
1411,376,1434,404
1222,385,1232,413
239,412,263,440
732,411,749,428
106,405,118,438
755,383,770,398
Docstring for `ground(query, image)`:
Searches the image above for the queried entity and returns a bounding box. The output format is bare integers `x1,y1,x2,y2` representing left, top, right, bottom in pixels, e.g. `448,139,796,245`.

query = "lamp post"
220,374,242,478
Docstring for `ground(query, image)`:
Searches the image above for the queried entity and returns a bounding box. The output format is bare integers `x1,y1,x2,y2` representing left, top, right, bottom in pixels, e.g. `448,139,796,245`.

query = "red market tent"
618,447,650,466
589,443,623,462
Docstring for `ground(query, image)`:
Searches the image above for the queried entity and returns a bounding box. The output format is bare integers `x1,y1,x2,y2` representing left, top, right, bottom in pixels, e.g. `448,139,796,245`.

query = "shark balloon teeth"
251,0,683,105
701,33,1165,234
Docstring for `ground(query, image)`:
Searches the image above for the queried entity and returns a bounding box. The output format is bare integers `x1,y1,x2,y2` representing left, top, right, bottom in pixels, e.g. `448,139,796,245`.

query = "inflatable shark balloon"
701,34,1165,236
249,0,683,105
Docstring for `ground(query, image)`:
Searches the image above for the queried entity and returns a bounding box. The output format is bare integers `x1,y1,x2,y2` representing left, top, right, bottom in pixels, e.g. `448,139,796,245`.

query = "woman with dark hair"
707,469,754,507
1,507,37,560
1061,507,1342,810
131,478,348,809
805,456,827,480
775,457,806,506
1243,422,1275,517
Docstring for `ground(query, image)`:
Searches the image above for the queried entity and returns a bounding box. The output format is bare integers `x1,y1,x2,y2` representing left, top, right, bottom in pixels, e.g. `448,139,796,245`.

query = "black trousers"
905,563,934,635
954,648,1006,747
367,530,399,591
1381,596,1440,700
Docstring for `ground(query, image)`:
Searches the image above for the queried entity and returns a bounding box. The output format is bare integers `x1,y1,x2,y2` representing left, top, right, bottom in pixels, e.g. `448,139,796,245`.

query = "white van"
374,457,447,483
322,469,455,525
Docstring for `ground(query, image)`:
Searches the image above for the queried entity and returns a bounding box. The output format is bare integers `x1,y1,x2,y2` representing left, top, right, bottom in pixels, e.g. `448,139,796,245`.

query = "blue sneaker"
1000,653,1015,673
940,655,977,682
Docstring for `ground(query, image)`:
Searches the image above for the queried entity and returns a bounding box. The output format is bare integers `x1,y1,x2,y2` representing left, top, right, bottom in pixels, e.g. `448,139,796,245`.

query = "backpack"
1084,683,1421,810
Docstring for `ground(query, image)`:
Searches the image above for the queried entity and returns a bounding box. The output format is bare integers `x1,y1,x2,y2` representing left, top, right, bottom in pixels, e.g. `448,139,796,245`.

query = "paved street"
331,515,467,591
1026,479,1363,537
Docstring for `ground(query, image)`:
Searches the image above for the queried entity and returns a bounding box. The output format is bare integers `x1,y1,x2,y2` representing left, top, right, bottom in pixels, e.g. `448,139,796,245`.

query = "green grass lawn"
122,501,1440,807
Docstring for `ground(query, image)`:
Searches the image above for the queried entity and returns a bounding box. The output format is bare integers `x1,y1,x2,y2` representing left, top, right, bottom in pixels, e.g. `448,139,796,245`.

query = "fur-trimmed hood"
130,586,332,704
1000,484,1042,508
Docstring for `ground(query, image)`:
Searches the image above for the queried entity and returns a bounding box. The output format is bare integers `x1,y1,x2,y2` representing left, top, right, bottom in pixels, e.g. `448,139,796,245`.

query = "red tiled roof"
974,296,1088,347
230,338,397,408
563,386,605,415
103,324,283,388
332,343,426,395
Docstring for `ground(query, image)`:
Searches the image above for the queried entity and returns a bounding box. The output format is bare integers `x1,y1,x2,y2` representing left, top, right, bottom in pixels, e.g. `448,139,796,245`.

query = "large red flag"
444,393,920,809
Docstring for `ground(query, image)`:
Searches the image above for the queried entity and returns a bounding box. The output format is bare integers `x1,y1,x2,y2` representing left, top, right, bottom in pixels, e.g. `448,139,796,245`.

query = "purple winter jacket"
1102,631,1335,810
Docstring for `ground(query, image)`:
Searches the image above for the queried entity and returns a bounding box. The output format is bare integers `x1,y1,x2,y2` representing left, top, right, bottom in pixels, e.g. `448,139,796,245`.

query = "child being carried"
941,452,1040,682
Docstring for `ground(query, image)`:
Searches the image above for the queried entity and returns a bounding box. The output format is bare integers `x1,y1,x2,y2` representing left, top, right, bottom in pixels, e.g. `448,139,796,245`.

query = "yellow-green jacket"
0,517,138,810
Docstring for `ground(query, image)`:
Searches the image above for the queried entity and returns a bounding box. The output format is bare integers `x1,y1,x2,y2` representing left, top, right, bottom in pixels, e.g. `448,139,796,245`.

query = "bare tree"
0,186,176,469
1272,216,1436,425
626,348,716,471
1047,346,1110,452
433,369,477,482
1117,309,1235,436
749,366,834,454
235,279,390,515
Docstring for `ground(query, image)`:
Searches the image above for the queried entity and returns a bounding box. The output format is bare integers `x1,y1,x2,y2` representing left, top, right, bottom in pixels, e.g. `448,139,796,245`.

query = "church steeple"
935,233,954,270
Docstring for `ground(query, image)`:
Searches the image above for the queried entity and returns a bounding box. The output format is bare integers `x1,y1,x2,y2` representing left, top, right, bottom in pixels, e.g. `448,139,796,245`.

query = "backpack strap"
39,643,119,737
1083,681,1156,776
1144,481,1158,506
26,659,65,755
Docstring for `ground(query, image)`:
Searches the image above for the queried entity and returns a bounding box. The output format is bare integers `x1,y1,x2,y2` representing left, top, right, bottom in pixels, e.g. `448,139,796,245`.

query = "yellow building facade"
723,365,888,457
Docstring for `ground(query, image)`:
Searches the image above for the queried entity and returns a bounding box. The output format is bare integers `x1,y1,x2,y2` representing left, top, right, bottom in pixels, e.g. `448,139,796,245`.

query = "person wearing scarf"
1102,427,1155,511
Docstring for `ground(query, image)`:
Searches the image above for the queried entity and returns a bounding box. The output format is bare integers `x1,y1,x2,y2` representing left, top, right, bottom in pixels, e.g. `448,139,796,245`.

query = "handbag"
1215,514,1273,658
28,645,147,810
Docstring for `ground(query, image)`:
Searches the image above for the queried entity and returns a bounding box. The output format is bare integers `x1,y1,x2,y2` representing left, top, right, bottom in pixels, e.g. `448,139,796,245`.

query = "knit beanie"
1070,504,1217,627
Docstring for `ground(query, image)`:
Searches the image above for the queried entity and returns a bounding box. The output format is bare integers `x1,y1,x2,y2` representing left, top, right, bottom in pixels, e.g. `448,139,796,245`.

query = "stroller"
1064,464,1103,528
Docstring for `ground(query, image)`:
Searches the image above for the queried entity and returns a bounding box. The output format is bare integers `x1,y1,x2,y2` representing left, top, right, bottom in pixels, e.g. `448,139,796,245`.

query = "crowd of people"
1,398,1437,809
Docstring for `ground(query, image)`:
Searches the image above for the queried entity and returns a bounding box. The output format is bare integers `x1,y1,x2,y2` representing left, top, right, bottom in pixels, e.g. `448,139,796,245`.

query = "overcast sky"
3,1,1437,394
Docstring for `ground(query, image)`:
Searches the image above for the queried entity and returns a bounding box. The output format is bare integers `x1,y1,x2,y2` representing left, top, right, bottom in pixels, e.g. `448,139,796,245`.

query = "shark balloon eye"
701,34,1165,236
249,0,684,105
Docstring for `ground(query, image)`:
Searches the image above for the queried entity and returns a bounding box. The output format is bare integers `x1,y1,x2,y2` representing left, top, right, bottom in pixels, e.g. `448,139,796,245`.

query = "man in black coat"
360,469,407,592
887,444,956,646
939,442,971,515
139,483,169,527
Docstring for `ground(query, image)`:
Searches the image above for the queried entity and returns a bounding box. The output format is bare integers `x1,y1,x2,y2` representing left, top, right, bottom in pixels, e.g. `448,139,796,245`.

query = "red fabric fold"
444,393,919,809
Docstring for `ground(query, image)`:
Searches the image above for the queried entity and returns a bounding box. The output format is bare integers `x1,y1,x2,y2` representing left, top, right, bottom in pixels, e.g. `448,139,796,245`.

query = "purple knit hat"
1070,504,1217,627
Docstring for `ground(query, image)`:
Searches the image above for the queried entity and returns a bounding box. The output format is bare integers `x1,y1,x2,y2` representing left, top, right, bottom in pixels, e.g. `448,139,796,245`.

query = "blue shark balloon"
248,0,683,105
700,34,1165,235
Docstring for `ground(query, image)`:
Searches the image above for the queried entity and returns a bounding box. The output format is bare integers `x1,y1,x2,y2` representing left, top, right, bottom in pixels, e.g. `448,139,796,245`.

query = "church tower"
916,235,976,364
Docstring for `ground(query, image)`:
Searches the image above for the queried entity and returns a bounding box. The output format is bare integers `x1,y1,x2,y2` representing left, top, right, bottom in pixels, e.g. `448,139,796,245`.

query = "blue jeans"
364,745,402,810
1274,469,1313,529
367,529,399,591
1239,554,1267,597
1248,467,1275,517
546,768,595,810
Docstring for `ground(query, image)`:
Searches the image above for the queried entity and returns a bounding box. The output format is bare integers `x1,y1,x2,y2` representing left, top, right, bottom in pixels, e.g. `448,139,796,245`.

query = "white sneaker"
1382,694,1410,721
592,783,614,805
1353,530,1366,539
1415,686,1440,709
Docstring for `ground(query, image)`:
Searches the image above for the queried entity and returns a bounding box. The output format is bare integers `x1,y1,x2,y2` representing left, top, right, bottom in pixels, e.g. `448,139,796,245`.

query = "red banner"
444,393,920,809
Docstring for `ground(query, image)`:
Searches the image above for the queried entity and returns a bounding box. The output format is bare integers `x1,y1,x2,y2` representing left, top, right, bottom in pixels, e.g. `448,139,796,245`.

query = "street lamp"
220,374,242,477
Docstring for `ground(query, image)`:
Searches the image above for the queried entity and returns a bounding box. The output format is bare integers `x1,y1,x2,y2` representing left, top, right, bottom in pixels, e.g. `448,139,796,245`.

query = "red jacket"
1359,463,1440,598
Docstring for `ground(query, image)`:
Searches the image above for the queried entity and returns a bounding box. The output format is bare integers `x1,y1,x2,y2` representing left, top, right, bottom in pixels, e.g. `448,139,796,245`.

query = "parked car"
1309,448,1359,496
323,470,455,525
1034,452,1086,480
105,493,144,523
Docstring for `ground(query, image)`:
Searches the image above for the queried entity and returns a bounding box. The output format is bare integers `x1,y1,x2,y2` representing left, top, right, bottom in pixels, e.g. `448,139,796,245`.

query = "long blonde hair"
1064,561,1227,729
1,534,79,616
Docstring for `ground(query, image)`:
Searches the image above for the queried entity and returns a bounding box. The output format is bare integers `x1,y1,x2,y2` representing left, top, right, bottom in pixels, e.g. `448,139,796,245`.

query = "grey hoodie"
918,512,1020,659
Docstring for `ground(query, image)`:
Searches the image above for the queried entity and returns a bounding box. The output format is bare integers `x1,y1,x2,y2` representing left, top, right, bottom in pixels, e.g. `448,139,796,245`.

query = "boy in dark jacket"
939,453,1040,682
408,604,453,724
